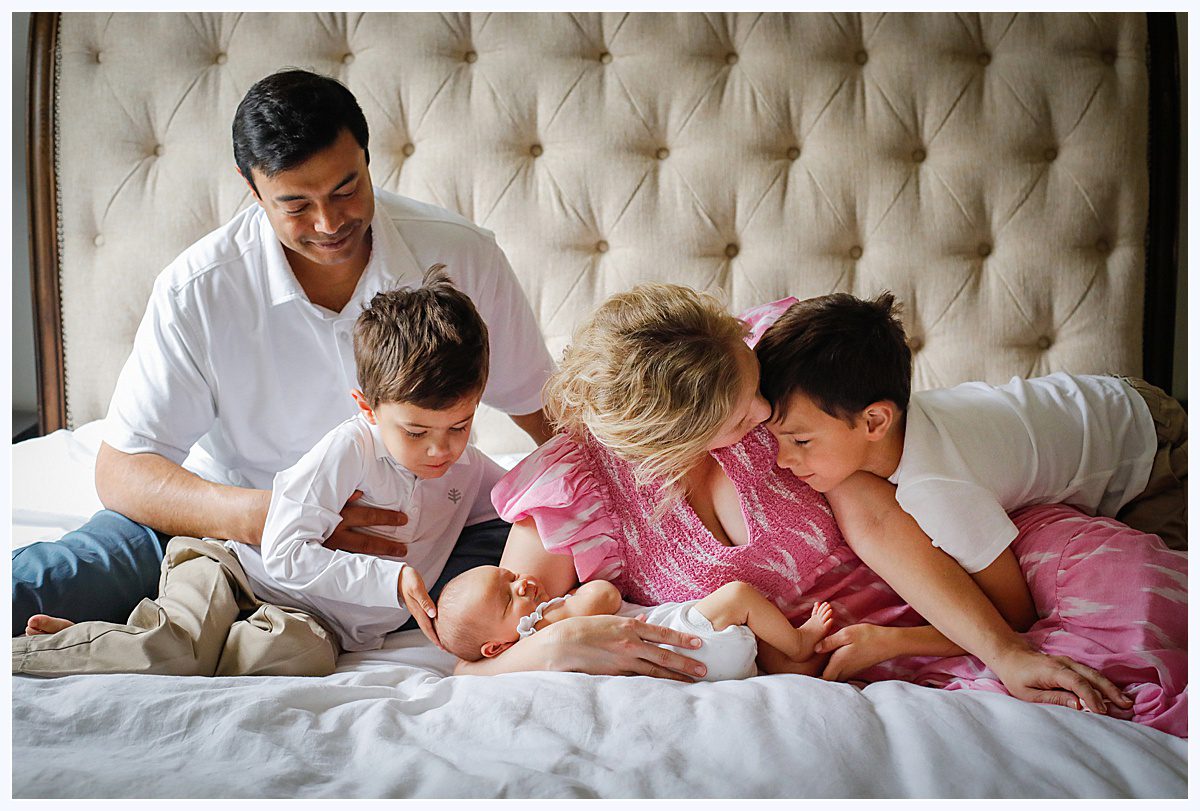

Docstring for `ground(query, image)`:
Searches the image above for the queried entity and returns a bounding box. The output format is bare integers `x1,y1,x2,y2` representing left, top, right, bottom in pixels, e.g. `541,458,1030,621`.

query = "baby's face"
463,566,550,642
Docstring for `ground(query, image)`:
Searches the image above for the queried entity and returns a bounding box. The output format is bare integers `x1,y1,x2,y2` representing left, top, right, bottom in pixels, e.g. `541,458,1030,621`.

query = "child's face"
360,394,480,479
767,392,871,493
460,566,550,650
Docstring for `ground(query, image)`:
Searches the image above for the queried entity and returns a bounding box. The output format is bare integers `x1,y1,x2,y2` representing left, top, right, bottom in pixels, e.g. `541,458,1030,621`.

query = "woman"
459,284,1183,731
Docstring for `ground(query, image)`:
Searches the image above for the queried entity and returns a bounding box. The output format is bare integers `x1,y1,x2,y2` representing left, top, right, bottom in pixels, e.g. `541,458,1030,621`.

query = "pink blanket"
856,504,1188,737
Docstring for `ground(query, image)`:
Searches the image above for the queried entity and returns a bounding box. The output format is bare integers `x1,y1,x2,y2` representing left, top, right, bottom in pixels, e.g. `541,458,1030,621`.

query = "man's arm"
95,442,407,552
509,408,555,446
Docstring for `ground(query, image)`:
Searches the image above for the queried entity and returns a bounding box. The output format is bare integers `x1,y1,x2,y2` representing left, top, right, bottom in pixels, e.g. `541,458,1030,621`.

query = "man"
13,70,712,681
13,69,555,634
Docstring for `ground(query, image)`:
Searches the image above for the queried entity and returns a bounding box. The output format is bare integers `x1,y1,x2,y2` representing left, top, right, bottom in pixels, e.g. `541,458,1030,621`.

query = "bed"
14,12,1185,798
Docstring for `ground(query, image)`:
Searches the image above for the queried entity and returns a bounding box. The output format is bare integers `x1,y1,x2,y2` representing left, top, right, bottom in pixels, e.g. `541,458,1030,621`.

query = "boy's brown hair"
353,264,489,409
755,292,911,424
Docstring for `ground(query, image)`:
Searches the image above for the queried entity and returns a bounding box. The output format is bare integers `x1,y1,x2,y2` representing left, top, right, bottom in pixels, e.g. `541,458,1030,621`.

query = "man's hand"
817,624,895,681
990,645,1133,715
398,565,440,649
323,490,409,555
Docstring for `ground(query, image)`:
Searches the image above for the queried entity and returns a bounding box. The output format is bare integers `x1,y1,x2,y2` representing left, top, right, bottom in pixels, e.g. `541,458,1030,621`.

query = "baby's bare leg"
696,582,833,662
25,615,75,636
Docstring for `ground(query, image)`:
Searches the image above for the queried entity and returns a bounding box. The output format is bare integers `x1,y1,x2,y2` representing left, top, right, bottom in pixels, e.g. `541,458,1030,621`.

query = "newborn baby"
434,566,834,680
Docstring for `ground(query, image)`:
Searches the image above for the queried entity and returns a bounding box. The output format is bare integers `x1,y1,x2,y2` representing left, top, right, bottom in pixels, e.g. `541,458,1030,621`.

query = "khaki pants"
13,537,338,678
1117,378,1188,550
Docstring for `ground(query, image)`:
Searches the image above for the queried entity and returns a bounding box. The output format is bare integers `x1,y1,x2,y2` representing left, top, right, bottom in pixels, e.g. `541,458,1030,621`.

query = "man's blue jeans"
12,511,511,637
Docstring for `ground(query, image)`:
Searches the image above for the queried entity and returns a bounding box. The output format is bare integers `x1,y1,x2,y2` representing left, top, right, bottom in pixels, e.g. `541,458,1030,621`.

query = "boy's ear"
861,401,897,440
350,389,377,425
481,640,515,659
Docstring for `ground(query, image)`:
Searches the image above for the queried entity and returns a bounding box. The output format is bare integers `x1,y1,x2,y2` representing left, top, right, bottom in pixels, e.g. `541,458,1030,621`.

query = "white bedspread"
9,427,1188,798
11,635,1187,798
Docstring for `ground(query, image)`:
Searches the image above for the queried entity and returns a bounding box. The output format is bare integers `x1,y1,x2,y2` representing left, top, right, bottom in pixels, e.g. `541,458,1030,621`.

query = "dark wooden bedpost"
27,11,65,435
1144,12,1182,396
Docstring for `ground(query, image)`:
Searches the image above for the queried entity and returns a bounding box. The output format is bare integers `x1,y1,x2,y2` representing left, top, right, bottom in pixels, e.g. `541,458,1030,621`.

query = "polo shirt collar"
259,188,425,309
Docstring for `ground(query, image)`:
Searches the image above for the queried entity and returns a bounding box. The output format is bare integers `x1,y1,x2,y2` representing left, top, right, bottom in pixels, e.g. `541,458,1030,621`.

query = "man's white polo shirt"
228,414,504,651
104,188,554,491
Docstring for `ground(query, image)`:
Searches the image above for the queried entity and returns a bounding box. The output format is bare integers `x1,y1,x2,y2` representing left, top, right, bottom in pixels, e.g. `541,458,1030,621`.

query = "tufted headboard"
28,12,1180,457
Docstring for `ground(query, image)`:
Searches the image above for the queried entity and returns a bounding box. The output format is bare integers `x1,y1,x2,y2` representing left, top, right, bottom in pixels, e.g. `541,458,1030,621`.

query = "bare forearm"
509,408,555,446
828,474,1029,667
95,442,270,544
454,627,562,675
886,625,965,659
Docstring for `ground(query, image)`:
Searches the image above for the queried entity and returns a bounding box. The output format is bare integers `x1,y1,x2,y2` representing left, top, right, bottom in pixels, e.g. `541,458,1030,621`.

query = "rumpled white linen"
10,426,1187,798
11,631,1186,799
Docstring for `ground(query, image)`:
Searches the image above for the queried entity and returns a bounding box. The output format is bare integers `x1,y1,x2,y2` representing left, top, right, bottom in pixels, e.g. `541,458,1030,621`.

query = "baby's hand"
398,566,441,649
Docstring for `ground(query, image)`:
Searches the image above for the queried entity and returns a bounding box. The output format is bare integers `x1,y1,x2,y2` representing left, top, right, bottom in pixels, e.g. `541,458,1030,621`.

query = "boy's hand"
399,565,441,649
817,623,893,681
325,490,409,556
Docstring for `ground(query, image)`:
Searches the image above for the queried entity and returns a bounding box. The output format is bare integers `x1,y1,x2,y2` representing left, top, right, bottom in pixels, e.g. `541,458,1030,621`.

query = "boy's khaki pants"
13,536,338,678
1118,378,1188,551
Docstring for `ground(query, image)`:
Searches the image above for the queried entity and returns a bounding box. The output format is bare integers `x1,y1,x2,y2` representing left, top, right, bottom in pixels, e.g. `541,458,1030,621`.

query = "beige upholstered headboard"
28,12,1180,457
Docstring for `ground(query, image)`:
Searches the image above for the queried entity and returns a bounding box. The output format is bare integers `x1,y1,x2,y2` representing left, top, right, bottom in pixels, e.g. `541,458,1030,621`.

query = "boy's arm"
827,472,1125,713
817,623,965,681
261,433,409,610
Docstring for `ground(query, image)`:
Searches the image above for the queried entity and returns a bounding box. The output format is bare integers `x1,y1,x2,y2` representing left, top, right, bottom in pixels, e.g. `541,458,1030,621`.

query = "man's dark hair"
233,69,370,194
353,264,490,410
756,292,912,425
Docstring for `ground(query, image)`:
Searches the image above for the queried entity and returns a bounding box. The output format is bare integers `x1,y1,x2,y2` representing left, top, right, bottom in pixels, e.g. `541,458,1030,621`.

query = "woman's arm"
826,472,1128,713
453,519,707,679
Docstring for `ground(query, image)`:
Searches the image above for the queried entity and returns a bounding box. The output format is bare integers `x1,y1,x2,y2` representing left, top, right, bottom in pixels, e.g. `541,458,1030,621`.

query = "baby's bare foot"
25,615,74,636
793,601,835,660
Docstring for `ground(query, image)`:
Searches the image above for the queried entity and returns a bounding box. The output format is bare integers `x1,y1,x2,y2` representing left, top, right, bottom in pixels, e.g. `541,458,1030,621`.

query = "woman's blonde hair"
544,283,749,495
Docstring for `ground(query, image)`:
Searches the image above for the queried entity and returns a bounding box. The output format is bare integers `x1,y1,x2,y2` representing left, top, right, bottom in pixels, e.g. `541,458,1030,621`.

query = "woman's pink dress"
492,301,1187,737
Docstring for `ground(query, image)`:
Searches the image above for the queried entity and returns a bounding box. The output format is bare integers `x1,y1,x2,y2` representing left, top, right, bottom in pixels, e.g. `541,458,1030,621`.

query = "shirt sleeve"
471,241,556,416
491,434,622,583
894,479,1020,573
260,427,406,609
103,273,217,464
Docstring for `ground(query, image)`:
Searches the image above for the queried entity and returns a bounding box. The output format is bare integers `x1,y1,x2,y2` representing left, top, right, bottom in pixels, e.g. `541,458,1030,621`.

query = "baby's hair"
432,570,493,662
353,264,489,409
543,283,748,496
756,291,912,425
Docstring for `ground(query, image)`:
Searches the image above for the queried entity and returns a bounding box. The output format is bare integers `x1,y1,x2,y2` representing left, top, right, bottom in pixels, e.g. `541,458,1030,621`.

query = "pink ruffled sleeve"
490,434,622,583
739,297,799,348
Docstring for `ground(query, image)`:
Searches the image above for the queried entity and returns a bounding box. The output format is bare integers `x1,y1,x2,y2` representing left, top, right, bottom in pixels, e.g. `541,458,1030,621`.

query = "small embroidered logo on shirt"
447,488,463,504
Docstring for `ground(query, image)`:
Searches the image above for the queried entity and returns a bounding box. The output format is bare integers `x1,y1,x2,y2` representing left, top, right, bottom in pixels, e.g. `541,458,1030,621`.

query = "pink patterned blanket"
857,504,1187,737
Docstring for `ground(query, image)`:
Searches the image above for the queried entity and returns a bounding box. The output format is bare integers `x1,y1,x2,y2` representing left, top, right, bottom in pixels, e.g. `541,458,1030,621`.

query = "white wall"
12,11,36,413
6,13,1189,425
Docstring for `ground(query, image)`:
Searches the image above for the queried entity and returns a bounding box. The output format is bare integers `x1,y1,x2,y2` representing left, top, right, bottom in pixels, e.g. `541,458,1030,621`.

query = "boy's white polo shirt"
229,414,505,651
103,188,553,491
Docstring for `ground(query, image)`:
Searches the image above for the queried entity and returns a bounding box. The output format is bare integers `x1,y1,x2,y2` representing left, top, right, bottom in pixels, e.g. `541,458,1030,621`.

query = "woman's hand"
989,645,1133,715
817,624,896,681
454,613,707,680
547,614,708,680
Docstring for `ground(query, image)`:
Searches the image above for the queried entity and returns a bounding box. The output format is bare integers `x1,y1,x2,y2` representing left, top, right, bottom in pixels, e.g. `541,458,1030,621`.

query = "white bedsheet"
11,636,1187,798
9,427,1188,798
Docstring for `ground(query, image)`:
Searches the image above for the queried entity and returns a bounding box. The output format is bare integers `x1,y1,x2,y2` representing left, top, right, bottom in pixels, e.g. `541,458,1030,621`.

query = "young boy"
433,566,835,681
752,292,1187,586
14,266,506,678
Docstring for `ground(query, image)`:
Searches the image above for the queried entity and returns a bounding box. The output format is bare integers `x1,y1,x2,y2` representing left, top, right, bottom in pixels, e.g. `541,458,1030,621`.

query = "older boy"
754,293,1185,552
15,269,504,676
